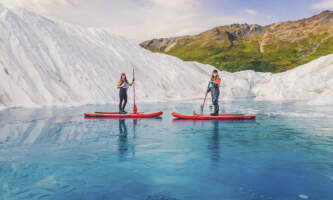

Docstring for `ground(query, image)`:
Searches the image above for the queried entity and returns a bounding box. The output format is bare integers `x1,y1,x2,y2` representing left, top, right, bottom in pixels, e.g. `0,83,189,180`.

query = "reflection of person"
118,120,128,160
210,121,220,165
119,119,128,136
117,73,134,114
207,70,221,116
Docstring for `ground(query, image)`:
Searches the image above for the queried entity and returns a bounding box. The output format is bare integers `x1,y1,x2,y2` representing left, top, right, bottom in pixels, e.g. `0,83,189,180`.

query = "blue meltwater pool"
0,101,332,200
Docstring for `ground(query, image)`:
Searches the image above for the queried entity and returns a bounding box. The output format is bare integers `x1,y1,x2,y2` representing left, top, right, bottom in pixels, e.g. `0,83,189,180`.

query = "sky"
1,0,332,42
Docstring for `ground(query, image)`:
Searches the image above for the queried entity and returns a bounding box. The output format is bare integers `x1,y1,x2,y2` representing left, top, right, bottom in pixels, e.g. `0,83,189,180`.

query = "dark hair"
120,74,128,83
211,71,220,81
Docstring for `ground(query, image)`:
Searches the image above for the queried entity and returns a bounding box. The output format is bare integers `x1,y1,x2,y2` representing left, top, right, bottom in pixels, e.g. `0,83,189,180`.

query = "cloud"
245,9,258,15
0,0,248,42
0,0,73,10
312,0,333,10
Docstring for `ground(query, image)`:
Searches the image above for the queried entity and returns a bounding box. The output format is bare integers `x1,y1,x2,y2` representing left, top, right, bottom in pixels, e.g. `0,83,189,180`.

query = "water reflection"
209,121,220,166
118,119,129,161
172,119,258,167
117,119,148,161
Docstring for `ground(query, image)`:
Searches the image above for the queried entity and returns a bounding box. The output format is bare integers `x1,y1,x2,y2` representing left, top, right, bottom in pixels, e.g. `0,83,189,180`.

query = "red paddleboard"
172,112,256,120
84,111,163,118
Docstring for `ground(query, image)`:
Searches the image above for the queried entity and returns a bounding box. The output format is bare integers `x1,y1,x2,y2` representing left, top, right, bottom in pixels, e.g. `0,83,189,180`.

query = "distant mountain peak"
141,11,333,73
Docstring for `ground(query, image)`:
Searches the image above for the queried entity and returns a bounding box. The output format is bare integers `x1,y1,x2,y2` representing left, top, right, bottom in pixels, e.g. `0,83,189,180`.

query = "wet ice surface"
0,101,332,200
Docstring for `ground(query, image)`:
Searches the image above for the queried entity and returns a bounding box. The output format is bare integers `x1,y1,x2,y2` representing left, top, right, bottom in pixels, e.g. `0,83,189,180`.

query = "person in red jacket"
207,70,221,116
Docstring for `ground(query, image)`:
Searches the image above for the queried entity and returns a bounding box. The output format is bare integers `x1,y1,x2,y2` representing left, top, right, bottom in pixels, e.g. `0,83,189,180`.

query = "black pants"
211,87,220,113
119,88,128,111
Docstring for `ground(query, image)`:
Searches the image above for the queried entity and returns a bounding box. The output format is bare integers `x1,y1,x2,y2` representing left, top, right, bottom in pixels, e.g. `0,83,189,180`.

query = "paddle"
133,68,138,114
200,82,211,115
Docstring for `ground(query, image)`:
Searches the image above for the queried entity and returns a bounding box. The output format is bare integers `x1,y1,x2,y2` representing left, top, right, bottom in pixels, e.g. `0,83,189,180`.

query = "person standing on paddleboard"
207,70,221,116
117,73,134,114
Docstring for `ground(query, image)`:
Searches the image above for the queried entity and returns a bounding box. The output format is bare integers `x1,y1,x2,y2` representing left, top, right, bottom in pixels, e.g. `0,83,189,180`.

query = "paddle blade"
133,104,138,114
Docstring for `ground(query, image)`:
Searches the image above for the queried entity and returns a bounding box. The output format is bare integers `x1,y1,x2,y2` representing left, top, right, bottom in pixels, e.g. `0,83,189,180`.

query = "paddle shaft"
201,82,211,114
133,68,137,113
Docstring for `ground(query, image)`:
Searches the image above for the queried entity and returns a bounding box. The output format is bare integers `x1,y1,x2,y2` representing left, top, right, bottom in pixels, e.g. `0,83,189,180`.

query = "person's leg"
119,91,124,113
210,89,215,106
122,92,128,112
211,88,219,115
214,89,220,114
211,89,216,115
214,100,219,114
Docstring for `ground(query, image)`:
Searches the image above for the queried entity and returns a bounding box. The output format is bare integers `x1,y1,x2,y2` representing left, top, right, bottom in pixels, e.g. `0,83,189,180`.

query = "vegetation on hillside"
141,11,333,73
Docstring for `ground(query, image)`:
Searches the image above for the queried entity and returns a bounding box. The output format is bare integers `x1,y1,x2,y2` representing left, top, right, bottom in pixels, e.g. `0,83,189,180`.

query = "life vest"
209,78,221,88
120,81,130,89
214,78,221,86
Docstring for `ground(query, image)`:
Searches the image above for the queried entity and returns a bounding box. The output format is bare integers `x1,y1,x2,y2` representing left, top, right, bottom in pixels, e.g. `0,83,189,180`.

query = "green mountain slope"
141,11,333,72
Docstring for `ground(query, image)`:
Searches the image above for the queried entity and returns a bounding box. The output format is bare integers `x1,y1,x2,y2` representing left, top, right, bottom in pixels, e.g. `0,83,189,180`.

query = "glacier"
221,54,333,104
0,3,332,111
0,4,215,109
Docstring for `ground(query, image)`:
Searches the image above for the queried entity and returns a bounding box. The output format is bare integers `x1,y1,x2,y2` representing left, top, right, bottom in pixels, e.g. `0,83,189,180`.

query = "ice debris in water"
299,194,309,199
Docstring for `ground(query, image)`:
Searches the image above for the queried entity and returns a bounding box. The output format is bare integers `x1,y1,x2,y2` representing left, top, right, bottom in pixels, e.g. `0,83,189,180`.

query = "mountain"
0,3,332,110
141,11,333,73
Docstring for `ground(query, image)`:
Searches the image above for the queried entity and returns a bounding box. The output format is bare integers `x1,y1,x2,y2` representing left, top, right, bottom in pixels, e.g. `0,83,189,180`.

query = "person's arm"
129,78,135,86
117,81,122,88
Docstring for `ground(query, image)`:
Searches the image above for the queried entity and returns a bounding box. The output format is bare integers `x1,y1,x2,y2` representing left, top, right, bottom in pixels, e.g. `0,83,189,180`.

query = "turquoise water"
0,101,332,200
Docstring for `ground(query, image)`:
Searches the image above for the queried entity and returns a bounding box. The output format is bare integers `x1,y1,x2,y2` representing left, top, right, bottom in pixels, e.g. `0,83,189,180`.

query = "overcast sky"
1,0,332,42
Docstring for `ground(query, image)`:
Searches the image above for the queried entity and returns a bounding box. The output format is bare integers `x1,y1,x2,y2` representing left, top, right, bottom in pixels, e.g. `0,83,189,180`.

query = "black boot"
215,105,219,116
122,107,127,114
211,104,219,116
210,112,218,116
119,107,126,114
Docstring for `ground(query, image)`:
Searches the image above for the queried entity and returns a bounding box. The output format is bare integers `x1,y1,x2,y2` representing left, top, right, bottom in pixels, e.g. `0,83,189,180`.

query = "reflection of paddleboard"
172,112,256,120
84,111,163,118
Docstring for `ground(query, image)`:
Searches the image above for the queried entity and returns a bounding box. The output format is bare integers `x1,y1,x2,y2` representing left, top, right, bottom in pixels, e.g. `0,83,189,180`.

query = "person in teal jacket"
117,73,134,114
